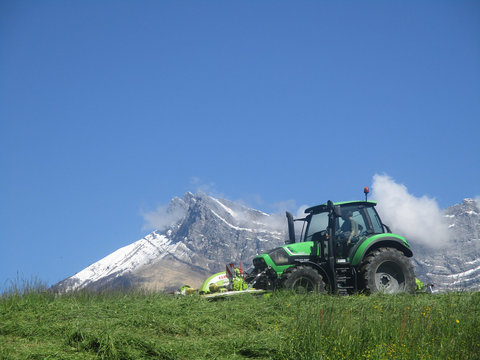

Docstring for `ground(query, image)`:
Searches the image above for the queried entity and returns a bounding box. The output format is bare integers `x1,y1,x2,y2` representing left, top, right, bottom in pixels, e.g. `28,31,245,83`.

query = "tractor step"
335,266,357,295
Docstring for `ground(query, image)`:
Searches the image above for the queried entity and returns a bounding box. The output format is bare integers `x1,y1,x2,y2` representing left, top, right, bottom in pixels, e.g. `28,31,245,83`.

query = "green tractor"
246,189,416,294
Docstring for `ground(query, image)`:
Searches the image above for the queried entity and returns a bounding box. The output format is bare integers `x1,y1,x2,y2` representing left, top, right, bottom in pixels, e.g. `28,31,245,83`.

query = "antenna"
364,187,370,201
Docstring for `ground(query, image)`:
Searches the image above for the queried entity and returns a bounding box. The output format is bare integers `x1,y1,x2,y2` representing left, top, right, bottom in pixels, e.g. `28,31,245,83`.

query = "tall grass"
279,292,479,360
1,274,48,298
0,288,479,359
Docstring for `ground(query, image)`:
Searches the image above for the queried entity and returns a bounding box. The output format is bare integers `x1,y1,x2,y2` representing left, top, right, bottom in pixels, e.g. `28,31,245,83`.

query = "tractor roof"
304,200,377,214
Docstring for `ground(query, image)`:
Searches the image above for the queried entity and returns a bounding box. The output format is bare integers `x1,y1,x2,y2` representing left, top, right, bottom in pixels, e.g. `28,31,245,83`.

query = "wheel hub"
380,274,391,286
375,261,405,294
292,278,315,293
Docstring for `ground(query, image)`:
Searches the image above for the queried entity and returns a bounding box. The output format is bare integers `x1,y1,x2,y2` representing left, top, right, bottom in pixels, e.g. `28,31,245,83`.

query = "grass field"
1,287,479,360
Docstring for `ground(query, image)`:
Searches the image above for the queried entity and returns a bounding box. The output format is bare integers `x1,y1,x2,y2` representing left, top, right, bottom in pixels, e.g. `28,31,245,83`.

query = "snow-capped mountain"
54,194,480,292
54,192,286,292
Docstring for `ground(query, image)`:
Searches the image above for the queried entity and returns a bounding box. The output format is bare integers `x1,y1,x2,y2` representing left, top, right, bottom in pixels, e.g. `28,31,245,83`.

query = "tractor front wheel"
281,266,326,293
361,248,416,294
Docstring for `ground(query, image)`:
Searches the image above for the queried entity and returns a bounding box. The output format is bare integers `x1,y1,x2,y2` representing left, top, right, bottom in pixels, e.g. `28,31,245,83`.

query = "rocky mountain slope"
54,194,480,292
412,198,480,291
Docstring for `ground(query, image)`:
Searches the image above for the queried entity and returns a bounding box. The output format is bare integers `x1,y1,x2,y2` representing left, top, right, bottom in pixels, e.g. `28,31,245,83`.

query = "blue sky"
1,1,479,289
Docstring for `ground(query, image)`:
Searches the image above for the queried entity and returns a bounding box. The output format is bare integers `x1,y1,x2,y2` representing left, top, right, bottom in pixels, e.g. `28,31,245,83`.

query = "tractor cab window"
305,212,328,241
336,205,367,258
366,207,384,234
338,207,367,237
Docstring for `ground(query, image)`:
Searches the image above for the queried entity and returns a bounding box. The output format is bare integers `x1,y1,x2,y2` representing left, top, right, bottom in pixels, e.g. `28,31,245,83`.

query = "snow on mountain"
60,232,182,292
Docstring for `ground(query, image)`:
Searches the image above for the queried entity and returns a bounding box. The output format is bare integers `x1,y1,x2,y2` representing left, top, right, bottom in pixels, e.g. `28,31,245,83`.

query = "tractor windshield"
304,212,329,241
303,203,384,244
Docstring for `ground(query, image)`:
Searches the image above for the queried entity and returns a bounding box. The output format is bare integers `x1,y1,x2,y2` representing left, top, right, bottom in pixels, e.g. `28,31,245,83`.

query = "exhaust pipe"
286,211,296,244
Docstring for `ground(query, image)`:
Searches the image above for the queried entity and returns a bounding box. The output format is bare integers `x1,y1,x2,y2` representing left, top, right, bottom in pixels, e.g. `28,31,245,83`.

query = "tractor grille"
253,257,267,271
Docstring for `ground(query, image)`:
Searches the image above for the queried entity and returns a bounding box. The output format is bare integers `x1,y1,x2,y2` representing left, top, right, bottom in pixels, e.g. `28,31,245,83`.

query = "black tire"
280,266,326,293
361,248,416,294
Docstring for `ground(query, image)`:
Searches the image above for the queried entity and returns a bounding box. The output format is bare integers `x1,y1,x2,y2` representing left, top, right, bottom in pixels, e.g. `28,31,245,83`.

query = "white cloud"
475,196,480,210
269,199,297,214
189,177,223,198
295,205,309,219
141,205,186,232
262,201,309,240
371,174,450,248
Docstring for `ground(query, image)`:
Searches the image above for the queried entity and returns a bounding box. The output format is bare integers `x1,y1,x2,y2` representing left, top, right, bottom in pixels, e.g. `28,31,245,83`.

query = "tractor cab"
290,201,387,263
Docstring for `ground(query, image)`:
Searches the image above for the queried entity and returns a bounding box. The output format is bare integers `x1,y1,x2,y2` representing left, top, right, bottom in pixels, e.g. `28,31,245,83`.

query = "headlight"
269,248,290,266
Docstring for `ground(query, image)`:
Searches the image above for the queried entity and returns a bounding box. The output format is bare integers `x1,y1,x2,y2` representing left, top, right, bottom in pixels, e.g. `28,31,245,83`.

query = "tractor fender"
350,234,413,267
290,260,332,290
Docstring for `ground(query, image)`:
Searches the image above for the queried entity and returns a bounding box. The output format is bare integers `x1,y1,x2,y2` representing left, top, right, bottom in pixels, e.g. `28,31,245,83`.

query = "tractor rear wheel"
281,266,326,293
361,248,416,294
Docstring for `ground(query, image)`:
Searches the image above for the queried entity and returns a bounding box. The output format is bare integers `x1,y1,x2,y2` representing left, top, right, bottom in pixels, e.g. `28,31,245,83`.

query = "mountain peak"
463,198,479,210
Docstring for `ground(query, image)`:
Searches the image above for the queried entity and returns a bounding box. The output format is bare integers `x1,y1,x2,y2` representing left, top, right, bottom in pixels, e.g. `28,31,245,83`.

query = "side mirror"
326,200,342,217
